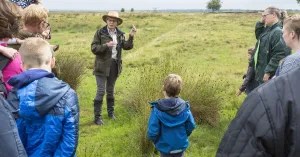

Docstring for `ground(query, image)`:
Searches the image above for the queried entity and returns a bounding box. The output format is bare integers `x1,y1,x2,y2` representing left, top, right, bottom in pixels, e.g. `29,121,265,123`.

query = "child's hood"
8,69,70,117
149,97,191,127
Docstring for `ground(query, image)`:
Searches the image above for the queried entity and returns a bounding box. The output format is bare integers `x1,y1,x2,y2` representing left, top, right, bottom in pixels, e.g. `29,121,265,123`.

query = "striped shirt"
276,50,300,76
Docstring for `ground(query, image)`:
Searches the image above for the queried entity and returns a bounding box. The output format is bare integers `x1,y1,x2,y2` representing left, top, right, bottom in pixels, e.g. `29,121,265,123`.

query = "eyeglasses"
262,13,271,18
40,21,50,28
107,19,118,23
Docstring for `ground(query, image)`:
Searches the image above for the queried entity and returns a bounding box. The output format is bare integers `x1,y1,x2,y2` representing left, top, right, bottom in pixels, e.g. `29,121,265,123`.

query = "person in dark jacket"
236,48,255,95
0,1,27,156
147,74,196,157
250,7,290,88
91,11,136,125
217,67,300,156
7,38,79,157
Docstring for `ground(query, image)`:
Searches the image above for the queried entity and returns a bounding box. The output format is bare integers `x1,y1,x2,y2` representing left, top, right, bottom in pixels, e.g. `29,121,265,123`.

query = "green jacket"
91,26,134,76
250,22,291,84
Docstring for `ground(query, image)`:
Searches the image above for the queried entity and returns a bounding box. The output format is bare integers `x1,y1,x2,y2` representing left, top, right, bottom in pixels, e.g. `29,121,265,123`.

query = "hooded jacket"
147,97,196,154
7,69,79,157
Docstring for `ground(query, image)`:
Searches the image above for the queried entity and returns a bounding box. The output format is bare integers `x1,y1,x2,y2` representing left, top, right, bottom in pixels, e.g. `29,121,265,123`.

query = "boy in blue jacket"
147,74,196,157
7,38,79,157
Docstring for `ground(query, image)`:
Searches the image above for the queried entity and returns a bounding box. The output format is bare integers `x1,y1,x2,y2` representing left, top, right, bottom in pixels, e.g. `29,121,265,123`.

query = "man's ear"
291,31,296,39
38,21,44,33
51,57,55,68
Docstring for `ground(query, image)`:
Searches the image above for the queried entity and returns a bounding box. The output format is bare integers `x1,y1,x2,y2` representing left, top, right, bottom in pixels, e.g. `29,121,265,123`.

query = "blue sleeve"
185,111,196,137
147,108,160,144
54,91,79,157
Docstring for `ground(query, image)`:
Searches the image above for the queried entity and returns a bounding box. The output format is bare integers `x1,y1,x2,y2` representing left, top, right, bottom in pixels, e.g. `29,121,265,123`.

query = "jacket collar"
100,26,124,35
270,22,282,30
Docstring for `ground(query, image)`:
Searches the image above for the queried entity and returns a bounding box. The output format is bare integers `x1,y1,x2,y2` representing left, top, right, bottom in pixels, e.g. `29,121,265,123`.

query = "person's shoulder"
116,27,125,35
257,68,300,104
18,29,36,39
270,26,283,37
61,87,79,107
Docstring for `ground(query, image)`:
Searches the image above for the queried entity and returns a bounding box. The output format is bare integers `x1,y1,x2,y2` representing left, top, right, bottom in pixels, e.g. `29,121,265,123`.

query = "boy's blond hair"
284,14,300,41
163,74,183,97
19,37,52,69
22,4,48,27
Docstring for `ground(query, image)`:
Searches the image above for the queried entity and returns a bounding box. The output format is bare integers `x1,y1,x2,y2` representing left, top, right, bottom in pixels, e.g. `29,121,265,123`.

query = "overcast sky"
42,0,300,11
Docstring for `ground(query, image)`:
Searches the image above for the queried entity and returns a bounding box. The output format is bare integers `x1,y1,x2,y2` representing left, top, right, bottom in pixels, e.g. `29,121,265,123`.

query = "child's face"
248,54,252,61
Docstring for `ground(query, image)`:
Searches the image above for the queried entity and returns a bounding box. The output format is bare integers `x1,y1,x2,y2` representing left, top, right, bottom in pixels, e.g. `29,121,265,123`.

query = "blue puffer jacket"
147,97,196,154
7,69,80,157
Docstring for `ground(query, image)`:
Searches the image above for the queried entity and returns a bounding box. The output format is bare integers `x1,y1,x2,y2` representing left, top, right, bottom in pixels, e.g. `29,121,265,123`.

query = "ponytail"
280,11,288,22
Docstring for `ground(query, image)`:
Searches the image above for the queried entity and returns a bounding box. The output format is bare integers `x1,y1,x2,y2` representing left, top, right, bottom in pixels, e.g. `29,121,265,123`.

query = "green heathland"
49,12,260,157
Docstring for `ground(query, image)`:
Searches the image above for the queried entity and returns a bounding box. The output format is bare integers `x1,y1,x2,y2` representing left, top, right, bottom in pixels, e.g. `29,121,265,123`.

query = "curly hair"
22,4,48,27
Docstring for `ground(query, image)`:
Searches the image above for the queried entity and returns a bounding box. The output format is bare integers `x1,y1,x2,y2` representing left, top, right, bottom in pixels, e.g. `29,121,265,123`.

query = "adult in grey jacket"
217,66,300,157
0,96,27,157
91,11,136,125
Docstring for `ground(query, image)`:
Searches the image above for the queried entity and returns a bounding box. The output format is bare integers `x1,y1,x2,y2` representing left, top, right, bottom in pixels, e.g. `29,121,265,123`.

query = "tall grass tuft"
180,73,222,126
55,54,86,90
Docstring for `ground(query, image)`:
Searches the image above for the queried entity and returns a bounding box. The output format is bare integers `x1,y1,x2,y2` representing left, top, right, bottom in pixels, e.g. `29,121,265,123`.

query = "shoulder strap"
0,54,10,71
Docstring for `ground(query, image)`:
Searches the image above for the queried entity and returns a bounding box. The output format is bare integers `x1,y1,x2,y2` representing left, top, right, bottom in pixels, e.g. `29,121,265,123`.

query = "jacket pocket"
95,60,111,75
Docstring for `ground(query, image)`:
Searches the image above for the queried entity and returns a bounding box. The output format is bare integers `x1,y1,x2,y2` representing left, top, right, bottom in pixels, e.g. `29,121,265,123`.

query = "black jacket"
239,66,255,94
217,67,300,157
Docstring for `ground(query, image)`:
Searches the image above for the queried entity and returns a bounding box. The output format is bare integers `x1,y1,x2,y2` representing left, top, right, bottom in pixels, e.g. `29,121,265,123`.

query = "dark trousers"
160,152,184,157
94,60,118,117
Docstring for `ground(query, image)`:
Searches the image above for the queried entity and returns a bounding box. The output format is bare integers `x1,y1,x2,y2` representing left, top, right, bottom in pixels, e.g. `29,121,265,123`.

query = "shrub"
55,53,86,91
121,8,125,12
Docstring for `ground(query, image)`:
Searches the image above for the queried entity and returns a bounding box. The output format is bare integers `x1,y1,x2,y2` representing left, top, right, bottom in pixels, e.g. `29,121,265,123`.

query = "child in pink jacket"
0,42,23,94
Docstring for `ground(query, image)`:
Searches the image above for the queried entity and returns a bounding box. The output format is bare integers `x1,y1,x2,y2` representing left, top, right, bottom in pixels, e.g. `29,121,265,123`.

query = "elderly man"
91,11,136,125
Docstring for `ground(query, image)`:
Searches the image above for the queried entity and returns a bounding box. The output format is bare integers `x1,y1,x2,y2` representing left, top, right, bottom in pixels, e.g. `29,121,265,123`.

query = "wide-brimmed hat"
102,11,123,25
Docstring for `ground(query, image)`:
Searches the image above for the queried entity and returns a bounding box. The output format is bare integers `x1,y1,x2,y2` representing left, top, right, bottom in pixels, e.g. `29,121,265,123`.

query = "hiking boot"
94,117,104,125
107,97,115,118
108,114,116,120
94,100,103,119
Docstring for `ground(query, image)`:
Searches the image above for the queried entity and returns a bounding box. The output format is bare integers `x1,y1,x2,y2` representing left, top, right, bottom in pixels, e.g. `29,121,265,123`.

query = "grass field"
49,12,260,157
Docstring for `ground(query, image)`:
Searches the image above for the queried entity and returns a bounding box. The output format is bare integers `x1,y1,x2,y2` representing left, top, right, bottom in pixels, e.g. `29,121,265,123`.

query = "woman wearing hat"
91,11,136,125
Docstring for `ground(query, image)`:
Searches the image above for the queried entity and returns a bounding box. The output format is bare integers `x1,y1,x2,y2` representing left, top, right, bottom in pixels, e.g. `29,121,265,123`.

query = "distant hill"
49,9,300,13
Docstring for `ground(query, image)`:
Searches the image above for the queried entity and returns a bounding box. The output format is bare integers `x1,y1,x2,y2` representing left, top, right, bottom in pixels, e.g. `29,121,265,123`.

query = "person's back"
217,66,300,156
0,95,27,157
7,38,79,157
147,74,196,157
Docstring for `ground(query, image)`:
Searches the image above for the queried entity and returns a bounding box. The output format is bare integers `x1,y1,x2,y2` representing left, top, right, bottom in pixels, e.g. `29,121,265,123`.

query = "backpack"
0,54,11,96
